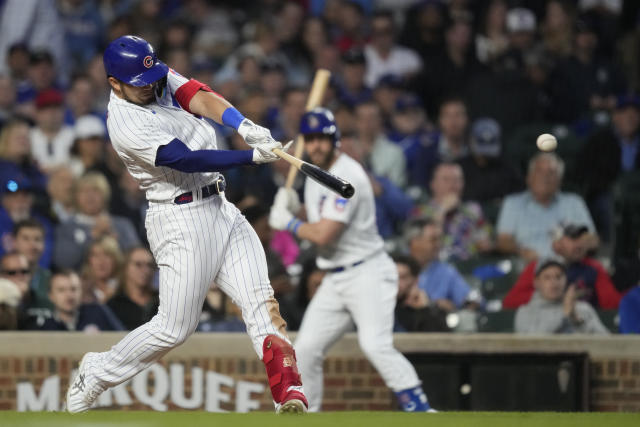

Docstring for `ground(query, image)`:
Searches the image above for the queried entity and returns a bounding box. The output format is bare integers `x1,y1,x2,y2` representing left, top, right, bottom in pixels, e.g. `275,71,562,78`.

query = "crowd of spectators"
0,0,639,335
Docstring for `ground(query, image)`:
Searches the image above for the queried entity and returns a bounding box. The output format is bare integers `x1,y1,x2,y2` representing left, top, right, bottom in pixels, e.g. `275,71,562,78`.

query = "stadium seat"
477,311,516,333
596,309,619,333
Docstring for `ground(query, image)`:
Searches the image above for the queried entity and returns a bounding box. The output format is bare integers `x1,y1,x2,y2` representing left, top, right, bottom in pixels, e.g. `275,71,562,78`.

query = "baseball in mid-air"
536,133,557,151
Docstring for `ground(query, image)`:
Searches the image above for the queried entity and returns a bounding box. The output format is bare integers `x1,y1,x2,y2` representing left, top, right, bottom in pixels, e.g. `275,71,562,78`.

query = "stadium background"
0,0,639,415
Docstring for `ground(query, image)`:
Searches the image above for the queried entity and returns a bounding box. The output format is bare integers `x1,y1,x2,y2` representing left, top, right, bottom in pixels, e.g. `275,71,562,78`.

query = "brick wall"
590,358,640,412
1,333,639,412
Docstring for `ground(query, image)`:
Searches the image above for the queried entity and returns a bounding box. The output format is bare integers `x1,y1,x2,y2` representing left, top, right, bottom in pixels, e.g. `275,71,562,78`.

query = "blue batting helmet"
299,107,340,146
103,35,168,86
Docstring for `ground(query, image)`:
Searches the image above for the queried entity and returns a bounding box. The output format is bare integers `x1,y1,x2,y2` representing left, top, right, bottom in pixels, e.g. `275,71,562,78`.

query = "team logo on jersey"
143,55,154,68
334,197,348,211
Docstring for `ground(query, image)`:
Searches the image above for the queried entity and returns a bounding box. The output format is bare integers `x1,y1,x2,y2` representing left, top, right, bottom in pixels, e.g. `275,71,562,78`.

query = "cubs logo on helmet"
103,35,169,87
299,107,340,146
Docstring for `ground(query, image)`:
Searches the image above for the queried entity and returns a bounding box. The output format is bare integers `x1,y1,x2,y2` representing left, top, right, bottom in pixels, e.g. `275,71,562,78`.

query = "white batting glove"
238,118,275,147
274,187,301,215
252,140,292,164
268,203,304,235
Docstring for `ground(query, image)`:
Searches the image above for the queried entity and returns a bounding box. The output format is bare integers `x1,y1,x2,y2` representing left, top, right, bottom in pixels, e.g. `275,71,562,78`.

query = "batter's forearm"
188,90,233,124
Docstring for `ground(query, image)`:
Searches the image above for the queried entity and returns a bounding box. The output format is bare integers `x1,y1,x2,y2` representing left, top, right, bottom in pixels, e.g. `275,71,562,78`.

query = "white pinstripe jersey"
304,153,384,269
106,69,221,202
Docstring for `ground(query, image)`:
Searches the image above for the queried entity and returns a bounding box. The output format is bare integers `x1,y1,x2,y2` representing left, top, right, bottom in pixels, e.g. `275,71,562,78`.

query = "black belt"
174,177,226,205
327,259,365,273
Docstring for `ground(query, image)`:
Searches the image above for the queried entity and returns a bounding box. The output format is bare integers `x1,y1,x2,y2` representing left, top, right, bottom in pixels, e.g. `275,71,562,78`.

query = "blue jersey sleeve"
155,138,254,172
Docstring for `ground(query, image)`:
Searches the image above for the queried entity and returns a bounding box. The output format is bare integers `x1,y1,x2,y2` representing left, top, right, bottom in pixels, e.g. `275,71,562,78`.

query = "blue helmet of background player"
103,35,168,86
299,107,340,147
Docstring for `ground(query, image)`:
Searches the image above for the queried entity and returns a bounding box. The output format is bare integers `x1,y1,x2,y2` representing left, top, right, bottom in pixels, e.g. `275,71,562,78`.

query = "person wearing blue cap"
458,117,523,203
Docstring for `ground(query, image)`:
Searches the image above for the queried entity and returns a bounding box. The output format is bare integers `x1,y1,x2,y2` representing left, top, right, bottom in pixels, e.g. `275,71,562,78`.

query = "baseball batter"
268,108,433,412
65,35,307,414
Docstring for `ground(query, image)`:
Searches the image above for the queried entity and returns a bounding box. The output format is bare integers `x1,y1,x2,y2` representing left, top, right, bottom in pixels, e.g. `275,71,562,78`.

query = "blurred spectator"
0,180,54,268
405,217,477,312
274,1,310,85
79,236,123,305
435,96,470,162
18,51,62,107
12,219,52,309
110,171,148,243
541,0,576,61
392,253,449,332
497,7,538,73
69,115,117,186
496,153,597,262
107,247,158,330
387,94,437,187
0,117,48,195
333,0,367,53
0,278,20,330
0,75,17,127
413,162,492,262
475,0,509,66
578,94,640,241
503,223,621,310
335,48,372,108
157,19,193,55
85,54,110,115
5,43,31,83
64,74,99,125
196,285,246,333
182,1,238,65
53,172,139,270
242,204,301,329
46,166,75,223
300,16,330,68
354,100,407,187
458,117,524,202
58,0,105,71
364,10,422,88
270,87,308,143
412,17,482,118
30,88,76,170
514,257,609,334
619,282,640,334
0,251,50,329
291,258,326,328
40,269,124,332
399,0,447,62
547,14,625,124
0,0,68,82
372,74,403,123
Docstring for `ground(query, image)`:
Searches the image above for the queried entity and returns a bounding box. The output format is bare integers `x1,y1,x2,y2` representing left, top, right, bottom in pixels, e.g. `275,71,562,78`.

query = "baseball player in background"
268,108,433,412
65,35,307,414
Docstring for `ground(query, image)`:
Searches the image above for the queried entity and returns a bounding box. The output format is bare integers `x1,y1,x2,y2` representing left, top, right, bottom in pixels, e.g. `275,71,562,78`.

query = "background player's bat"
273,147,355,199
285,69,331,189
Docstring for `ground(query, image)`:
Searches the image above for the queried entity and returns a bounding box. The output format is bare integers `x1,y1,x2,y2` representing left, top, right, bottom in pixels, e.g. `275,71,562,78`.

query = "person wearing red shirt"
503,224,621,309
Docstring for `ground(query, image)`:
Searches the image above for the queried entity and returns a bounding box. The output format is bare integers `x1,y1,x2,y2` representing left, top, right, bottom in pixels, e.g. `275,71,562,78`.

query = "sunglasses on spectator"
2,269,31,276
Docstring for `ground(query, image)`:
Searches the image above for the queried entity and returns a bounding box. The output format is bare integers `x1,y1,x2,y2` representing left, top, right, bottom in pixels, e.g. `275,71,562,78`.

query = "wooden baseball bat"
284,69,331,189
273,147,354,199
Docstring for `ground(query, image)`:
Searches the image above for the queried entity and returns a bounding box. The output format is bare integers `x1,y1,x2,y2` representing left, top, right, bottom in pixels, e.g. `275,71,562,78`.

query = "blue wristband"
221,107,245,130
286,218,302,236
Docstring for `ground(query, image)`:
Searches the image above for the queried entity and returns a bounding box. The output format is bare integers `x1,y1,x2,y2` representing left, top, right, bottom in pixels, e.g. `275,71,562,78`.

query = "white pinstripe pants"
294,252,421,411
84,195,288,391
